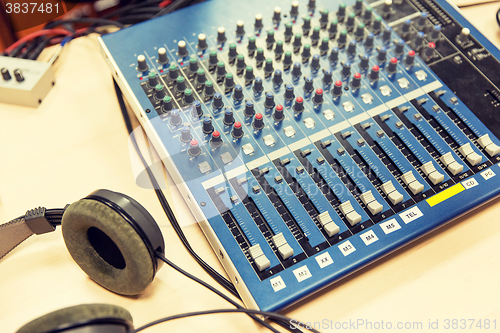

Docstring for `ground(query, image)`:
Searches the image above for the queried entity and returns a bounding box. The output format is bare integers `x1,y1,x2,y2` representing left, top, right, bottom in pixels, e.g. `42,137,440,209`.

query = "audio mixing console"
98,0,500,312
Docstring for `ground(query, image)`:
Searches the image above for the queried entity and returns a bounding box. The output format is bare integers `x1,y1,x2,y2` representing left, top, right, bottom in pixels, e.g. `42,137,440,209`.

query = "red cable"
5,28,72,53
159,0,173,8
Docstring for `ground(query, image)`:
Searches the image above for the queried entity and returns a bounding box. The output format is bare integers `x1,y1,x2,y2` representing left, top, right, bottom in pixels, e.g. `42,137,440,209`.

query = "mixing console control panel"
99,0,500,312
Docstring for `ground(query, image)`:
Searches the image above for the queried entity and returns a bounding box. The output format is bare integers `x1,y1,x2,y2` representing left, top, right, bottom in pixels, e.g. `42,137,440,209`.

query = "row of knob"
1,68,24,82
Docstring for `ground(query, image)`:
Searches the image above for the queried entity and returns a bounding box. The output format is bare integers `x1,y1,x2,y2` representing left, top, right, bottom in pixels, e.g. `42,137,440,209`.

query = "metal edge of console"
96,36,261,312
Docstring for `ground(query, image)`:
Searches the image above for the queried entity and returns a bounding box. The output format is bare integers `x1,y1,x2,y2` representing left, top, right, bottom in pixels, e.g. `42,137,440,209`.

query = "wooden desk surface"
1,2,500,332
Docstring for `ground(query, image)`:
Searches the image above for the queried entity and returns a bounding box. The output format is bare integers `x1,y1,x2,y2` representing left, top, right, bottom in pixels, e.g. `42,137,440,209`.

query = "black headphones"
1,189,164,333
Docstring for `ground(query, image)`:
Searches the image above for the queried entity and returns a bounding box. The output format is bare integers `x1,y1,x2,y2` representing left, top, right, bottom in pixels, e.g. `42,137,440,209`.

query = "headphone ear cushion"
62,199,155,295
16,303,132,333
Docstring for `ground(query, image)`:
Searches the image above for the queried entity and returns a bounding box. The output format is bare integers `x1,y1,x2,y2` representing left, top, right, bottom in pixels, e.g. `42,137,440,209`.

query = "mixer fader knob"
213,92,224,109
377,47,387,63
224,108,234,125
209,49,218,66
180,125,192,142
236,20,245,36
292,62,302,77
363,7,373,23
275,40,284,57
347,40,357,57
293,33,302,50
188,139,201,156
189,57,198,72
264,91,275,109
382,27,392,43
332,80,342,98
308,0,316,10
304,76,314,93
178,41,188,58
254,13,264,30
338,29,347,47
291,1,299,17
228,43,238,58
337,3,346,21
244,100,256,117
354,0,363,12
414,32,425,49
400,19,411,37
202,116,213,134
329,19,338,38
137,55,148,72
365,32,374,49
192,100,203,118
266,30,275,46
264,58,274,74
369,65,380,81
284,84,295,100
274,104,285,122
351,73,362,91
311,27,321,41
416,12,428,29
283,51,293,68
320,9,329,25
169,64,179,80
329,47,339,64
311,54,320,71
382,0,392,17
158,48,169,64
293,96,304,113
184,89,194,104
425,42,436,58
233,84,243,101
323,69,333,85
253,77,264,94
273,7,282,23
245,66,255,81
175,76,186,93
313,88,324,105
341,61,351,78
359,54,370,70
285,22,294,41
247,36,257,55
236,54,246,69
210,130,223,147
302,16,311,34
198,34,208,50
372,16,382,33
217,27,226,43
253,113,265,130
170,109,182,126
355,23,365,40
256,48,265,63
273,70,283,85
155,84,165,100
320,37,329,53
430,25,441,40
147,72,158,88
302,44,311,60
387,57,398,75
196,68,206,85
458,28,470,44
394,39,405,56
162,96,173,113
346,12,355,30
204,80,214,97
225,73,235,90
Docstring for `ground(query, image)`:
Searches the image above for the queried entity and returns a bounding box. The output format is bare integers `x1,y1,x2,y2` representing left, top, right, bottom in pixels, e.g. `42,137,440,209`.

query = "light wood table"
1,2,500,332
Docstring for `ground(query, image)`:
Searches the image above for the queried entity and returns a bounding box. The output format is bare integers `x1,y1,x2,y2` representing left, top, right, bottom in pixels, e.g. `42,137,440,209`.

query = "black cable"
19,37,42,59
156,252,281,333
8,41,28,58
133,308,321,333
117,14,156,24
114,81,303,333
101,0,162,19
45,18,125,30
152,0,192,18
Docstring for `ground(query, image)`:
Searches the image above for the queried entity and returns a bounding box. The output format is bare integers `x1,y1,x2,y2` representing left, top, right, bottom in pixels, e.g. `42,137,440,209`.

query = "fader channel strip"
99,0,500,312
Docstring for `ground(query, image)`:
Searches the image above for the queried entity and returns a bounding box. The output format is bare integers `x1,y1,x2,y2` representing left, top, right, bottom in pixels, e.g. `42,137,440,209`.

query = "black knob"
347,40,357,57
178,41,188,57
363,7,373,22
369,65,380,81
401,19,411,36
236,20,245,36
236,54,246,69
313,88,324,105
202,116,213,134
377,47,387,63
382,27,392,43
425,42,436,58
155,84,165,100
224,108,234,125
169,64,179,80
225,73,234,89
293,33,302,48
264,58,274,73
1,68,11,81
355,23,365,40
387,57,398,75
175,76,186,93
320,37,329,52
211,130,223,147
341,61,351,78
273,69,283,85
308,0,316,9
189,57,198,72
291,1,299,16
405,50,416,66
274,104,285,122
285,22,294,38
188,139,201,156
302,44,311,60
180,125,192,142
253,77,263,93
233,84,244,101
284,51,293,67
394,39,405,55
292,62,302,77
415,32,425,49
244,100,255,117
329,47,339,63
192,100,203,118
304,76,314,93
354,0,363,12
359,53,370,70
198,34,208,50
266,29,275,45
382,0,392,17
284,84,295,100
170,109,182,126
417,12,428,28
184,88,194,104
256,47,265,62
228,43,238,58
217,27,226,43
245,65,254,81
253,113,265,130
302,16,311,31
458,28,470,44
275,40,284,55
255,13,263,29
248,36,257,52
365,32,374,49
332,80,342,97
346,13,355,30
373,16,382,32
338,29,347,47
323,69,333,85
147,72,158,88
320,9,329,24
311,26,321,40
311,54,320,70
158,47,168,64
351,72,361,90
162,96,173,113
137,55,148,72
213,92,224,109
196,68,206,85
232,121,244,138
329,19,338,38
273,6,282,22
264,91,275,109
209,49,218,65
337,3,346,19
204,80,214,97
217,61,226,77
430,25,441,40
293,96,304,113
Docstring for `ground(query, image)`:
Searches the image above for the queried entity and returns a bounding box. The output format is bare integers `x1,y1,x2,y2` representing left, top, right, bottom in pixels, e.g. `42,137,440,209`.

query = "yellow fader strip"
426,183,466,207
